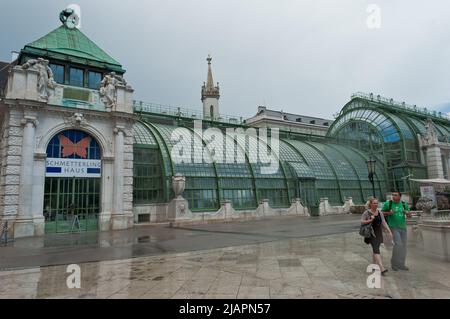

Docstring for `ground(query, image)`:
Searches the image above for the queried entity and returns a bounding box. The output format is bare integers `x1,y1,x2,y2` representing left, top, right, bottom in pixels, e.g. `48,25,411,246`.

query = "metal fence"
351,92,450,122
133,100,244,125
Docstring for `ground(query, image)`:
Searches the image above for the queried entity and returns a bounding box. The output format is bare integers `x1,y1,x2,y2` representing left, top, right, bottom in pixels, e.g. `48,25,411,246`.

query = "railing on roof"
351,92,450,122
133,100,244,125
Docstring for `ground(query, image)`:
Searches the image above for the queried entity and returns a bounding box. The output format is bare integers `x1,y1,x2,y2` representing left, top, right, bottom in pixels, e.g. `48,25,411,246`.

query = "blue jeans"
391,227,408,267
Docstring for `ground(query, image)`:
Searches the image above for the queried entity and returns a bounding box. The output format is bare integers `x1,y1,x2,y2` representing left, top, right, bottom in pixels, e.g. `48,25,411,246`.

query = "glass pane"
88,71,102,90
69,67,84,87
50,64,64,84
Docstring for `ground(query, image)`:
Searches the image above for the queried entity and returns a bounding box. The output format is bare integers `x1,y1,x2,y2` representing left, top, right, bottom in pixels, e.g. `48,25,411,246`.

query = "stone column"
426,145,444,179
111,126,129,230
99,157,114,231
14,115,38,238
31,152,47,236
113,126,124,214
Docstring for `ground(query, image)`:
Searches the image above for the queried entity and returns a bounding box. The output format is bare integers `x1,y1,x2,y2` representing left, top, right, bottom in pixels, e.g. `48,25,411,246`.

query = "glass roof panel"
329,110,400,142
388,114,414,140
133,122,157,145
306,141,358,181
150,123,216,177
285,140,336,180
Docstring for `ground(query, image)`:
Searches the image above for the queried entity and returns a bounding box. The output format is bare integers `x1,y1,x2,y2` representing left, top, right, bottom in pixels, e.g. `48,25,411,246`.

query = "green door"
44,177,100,233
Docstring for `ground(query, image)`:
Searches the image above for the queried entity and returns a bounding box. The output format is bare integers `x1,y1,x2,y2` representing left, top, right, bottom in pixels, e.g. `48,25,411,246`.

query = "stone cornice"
102,156,115,162
34,152,47,160
2,98,137,121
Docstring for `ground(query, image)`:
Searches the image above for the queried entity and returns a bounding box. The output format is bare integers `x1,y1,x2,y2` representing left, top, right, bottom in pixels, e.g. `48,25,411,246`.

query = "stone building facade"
0,9,135,238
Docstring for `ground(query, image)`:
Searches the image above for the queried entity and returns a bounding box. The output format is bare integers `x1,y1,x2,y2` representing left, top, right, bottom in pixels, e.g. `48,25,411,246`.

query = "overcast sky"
1,0,450,119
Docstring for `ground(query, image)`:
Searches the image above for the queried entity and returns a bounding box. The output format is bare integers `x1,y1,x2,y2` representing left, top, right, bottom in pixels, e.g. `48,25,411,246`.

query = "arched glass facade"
328,93,450,193
133,117,387,213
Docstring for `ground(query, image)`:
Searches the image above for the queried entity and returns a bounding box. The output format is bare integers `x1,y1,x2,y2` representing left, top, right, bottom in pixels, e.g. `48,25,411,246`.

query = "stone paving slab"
0,232,449,299
0,215,360,269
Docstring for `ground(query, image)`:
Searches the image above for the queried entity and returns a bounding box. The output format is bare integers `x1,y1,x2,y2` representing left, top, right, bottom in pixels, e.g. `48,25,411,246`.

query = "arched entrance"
43,130,102,233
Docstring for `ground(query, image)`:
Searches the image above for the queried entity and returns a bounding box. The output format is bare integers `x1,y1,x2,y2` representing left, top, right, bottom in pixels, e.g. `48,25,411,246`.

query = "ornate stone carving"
99,72,128,110
64,113,87,127
416,196,434,215
172,173,186,199
59,8,80,29
21,58,55,101
20,116,38,127
113,125,126,135
424,119,439,145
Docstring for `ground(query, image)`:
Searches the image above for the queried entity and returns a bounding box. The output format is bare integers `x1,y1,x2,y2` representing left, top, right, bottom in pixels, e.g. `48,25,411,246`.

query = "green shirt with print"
382,200,410,229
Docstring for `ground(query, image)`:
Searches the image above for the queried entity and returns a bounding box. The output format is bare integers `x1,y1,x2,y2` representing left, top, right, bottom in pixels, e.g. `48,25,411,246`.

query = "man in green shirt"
382,191,412,271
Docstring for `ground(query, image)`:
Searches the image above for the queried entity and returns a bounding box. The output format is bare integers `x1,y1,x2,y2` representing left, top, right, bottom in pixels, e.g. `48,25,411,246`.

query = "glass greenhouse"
132,92,450,213
133,114,388,214
328,92,450,193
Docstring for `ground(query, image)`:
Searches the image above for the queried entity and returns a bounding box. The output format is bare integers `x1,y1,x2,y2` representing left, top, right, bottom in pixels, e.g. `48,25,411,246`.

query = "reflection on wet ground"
0,215,360,269
1,232,449,299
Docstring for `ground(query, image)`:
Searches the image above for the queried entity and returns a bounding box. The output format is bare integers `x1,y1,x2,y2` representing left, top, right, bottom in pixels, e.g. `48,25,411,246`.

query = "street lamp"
366,157,376,198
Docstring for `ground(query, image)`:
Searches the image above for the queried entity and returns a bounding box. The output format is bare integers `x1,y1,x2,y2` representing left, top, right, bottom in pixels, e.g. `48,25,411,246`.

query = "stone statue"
99,72,127,109
424,119,438,145
21,58,55,100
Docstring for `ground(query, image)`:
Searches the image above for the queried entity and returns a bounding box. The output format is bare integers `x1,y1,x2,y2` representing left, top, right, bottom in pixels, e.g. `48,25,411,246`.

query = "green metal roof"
21,25,124,72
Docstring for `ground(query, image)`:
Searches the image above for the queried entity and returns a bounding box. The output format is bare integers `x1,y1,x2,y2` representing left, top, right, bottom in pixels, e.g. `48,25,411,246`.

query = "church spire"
206,55,214,90
201,55,220,119
202,55,220,100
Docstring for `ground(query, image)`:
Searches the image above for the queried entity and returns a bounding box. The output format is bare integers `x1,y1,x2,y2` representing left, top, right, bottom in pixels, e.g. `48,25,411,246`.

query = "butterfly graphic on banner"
60,135,91,159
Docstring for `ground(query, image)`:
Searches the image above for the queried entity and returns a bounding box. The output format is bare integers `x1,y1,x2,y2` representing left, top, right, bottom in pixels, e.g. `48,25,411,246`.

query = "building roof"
254,106,333,124
20,25,124,72
245,106,333,134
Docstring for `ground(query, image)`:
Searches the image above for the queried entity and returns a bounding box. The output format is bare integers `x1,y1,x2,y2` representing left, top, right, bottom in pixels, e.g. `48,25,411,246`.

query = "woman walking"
361,197,392,276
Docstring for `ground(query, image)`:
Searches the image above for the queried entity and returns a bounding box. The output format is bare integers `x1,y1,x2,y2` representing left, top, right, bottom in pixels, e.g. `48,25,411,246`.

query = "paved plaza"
1,216,450,299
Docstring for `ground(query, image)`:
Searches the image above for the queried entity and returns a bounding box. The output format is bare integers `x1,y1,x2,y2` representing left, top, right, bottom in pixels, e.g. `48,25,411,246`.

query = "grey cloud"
1,0,449,119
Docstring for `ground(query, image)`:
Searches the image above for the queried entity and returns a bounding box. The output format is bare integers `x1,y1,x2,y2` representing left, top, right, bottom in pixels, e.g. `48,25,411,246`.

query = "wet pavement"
2,215,449,299
0,215,360,269
1,231,449,299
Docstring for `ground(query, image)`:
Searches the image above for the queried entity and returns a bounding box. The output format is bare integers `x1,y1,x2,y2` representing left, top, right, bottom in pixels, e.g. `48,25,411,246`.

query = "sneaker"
398,266,409,271
381,269,388,276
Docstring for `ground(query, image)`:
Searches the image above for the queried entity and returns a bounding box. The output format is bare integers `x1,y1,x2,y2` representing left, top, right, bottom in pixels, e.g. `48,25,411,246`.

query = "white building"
0,9,135,238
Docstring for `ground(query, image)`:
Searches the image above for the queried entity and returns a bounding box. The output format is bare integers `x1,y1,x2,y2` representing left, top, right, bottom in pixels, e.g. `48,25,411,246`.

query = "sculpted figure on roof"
424,119,439,145
21,57,55,101
99,72,127,110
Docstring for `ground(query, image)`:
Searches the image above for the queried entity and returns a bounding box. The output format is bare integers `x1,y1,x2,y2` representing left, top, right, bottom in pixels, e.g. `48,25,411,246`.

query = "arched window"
210,105,214,118
47,130,101,160
46,130,102,178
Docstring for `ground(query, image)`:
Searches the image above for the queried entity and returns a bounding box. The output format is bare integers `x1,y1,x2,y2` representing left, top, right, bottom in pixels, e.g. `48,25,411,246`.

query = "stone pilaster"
111,125,134,230
31,152,47,236
99,156,114,231
0,110,23,222
14,115,39,238
122,127,134,218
